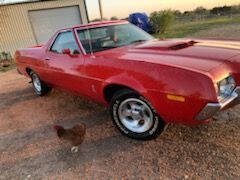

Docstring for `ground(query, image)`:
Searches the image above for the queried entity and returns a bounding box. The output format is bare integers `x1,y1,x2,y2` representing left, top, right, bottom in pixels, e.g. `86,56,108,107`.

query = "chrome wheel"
118,98,154,133
32,73,41,92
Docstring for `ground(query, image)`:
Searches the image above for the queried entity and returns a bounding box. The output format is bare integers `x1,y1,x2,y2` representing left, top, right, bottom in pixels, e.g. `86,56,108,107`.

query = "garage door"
29,6,82,44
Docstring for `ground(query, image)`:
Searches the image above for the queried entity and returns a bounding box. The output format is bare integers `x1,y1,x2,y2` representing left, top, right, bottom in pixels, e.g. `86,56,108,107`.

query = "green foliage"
210,6,232,16
194,7,208,15
0,51,14,72
232,5,240,14
149,10,175,34
0,51,12,61
153,16,240,39
173,5,240,21
91,17,108,22
110,16,118,20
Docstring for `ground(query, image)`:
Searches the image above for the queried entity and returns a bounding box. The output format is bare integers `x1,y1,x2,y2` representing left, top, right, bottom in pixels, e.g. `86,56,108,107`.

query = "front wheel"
30,71,51,96
110,89,166,140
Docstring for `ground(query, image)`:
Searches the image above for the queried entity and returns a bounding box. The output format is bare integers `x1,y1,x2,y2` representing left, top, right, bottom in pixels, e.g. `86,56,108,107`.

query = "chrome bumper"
195,87,240,121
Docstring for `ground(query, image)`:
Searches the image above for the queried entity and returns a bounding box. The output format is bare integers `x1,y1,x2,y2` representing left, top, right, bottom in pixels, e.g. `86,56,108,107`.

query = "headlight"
217,76,236,99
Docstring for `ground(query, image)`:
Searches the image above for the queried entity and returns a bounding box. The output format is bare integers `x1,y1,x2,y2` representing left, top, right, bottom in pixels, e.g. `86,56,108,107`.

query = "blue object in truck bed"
129,13,151,33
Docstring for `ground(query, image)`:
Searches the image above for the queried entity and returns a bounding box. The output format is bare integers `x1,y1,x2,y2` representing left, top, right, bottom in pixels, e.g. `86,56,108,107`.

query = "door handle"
45,58,50,61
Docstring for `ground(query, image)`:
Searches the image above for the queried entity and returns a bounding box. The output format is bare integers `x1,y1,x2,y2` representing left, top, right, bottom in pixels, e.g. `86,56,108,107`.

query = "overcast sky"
2,0,240,20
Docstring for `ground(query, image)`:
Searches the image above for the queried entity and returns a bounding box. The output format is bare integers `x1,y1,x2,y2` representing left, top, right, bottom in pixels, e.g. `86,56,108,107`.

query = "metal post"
98,0,103,21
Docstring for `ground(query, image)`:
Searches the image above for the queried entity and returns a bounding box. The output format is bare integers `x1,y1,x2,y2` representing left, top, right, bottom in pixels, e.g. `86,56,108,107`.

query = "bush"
0,51,13,68
150,10,175,34
110,16,118,20
0,51,11,60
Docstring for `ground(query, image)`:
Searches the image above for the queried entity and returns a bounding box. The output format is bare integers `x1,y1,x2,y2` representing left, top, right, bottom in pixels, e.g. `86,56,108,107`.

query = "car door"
74,27,108,101
44,30,86,94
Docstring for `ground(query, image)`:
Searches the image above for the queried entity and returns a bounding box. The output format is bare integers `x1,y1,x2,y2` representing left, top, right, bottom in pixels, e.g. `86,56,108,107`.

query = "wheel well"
103,84,135,102
26,68,32,76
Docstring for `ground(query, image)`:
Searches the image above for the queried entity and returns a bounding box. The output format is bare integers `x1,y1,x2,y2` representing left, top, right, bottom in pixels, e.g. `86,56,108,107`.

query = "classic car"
15,20,240,140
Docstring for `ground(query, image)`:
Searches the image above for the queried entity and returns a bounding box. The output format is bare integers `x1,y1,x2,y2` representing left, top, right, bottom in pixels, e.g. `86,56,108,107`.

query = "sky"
2,0,240,20
86,0,240,20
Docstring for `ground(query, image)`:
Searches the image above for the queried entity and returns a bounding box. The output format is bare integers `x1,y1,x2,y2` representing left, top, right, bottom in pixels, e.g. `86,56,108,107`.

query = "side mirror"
73,50,80,55
62,48,71,55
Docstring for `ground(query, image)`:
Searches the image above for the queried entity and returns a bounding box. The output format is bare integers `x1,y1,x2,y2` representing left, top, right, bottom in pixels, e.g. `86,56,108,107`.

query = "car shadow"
0,86,38,109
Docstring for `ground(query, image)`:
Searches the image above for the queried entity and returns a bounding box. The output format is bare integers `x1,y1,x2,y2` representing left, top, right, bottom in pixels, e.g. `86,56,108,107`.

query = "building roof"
0,0,39,6
0,0,87,7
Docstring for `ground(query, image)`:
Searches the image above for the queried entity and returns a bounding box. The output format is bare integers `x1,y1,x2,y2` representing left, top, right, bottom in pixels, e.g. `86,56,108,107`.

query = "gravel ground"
1,70,240,179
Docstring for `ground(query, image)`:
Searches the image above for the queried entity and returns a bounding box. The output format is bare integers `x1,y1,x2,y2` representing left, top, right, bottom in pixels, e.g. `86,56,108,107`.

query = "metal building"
0,0,89,55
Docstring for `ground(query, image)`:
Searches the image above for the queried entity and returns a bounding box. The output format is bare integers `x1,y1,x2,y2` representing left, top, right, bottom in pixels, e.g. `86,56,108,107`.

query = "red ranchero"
15,20,240,140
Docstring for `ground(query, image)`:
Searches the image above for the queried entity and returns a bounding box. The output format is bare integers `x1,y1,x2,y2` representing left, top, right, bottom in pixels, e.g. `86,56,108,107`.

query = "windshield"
77,23,154,53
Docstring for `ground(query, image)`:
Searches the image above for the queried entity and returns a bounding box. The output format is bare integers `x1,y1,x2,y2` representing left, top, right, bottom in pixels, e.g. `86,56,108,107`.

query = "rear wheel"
110,89,166,140
30,71,51,96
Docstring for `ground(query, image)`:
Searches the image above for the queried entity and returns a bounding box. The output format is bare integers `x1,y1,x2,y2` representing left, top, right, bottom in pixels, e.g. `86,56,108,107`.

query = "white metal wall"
0,0,88,55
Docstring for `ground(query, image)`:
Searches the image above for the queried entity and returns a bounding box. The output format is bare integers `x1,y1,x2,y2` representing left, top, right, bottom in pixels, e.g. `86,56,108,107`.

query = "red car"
15,20,240,140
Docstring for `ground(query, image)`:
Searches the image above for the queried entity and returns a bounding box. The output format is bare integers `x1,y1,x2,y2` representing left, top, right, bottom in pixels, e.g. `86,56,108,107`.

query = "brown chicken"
53,123,86,152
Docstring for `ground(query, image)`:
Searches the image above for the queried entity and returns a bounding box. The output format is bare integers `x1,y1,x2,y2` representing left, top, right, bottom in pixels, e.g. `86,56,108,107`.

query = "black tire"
30,71,51,96
110,89,166,140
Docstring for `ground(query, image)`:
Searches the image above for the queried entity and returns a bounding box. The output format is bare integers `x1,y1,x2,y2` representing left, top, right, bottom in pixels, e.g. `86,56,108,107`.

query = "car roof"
59,20,129,32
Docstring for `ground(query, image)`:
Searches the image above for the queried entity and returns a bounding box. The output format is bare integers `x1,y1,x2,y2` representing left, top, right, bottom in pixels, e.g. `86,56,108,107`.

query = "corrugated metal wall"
0,0,88,55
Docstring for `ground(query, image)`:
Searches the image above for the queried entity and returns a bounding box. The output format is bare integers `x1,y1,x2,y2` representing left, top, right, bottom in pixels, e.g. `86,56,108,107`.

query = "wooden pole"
98,0,103,20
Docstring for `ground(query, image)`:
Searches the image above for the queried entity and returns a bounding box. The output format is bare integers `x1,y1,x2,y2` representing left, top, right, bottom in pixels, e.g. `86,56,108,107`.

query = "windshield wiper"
102,46,119,49
131,39,147,44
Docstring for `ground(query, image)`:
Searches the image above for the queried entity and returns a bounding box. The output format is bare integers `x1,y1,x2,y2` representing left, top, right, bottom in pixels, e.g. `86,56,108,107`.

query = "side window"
50,31,79,54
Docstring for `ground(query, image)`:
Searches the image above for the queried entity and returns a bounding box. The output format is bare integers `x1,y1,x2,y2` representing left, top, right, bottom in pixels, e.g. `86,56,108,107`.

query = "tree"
210,6,232,16
193,7,208,19
183,11,194,16
210,7,220,15
173,10,182,17
91,17,108,22
222,5,232,15
231,4,240,14
194,7,207,15
149,10,175,34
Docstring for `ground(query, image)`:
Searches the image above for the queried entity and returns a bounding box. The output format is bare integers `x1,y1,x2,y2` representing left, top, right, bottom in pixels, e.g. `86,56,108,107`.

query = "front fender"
102,72,148,96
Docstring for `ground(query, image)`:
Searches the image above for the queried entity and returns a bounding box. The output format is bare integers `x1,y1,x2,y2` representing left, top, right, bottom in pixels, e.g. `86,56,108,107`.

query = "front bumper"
195,87,240,121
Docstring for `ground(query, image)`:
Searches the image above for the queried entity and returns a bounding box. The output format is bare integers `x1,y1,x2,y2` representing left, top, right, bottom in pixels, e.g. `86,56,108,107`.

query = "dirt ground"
1,70,240,179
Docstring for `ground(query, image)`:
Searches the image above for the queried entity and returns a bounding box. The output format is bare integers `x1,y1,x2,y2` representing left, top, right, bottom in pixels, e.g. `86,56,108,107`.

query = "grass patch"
0,64,16,73
154,16,240,39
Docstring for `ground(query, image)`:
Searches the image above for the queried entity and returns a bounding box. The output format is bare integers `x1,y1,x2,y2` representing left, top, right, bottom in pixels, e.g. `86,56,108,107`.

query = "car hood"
104,39,240,72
